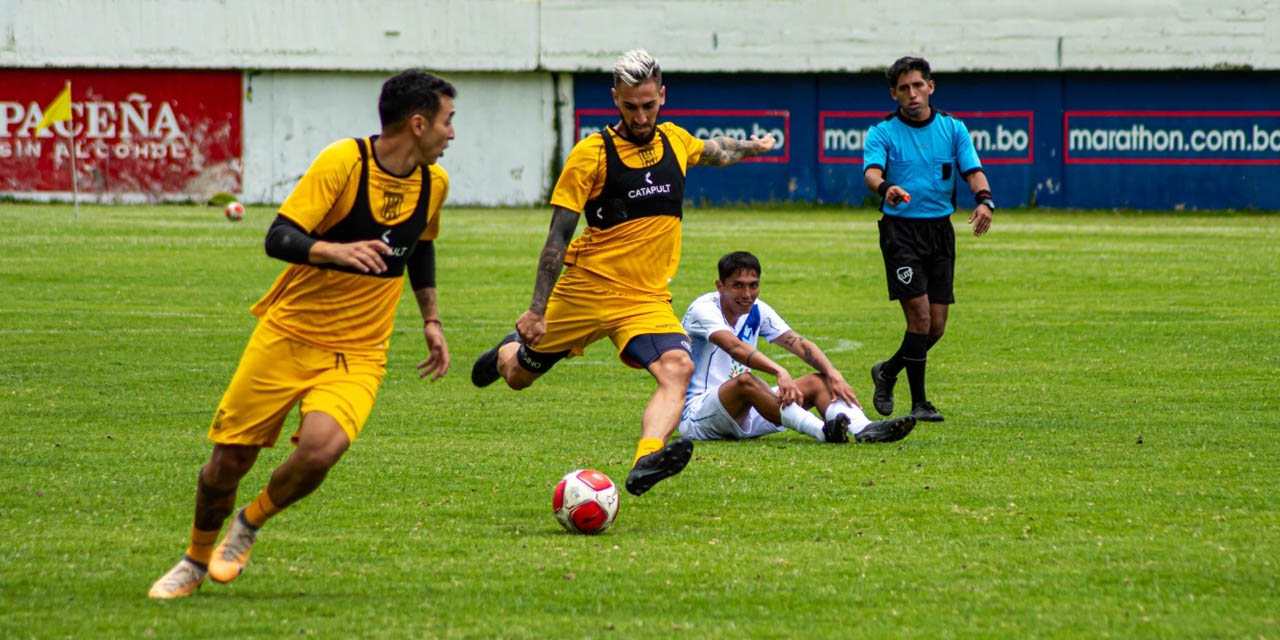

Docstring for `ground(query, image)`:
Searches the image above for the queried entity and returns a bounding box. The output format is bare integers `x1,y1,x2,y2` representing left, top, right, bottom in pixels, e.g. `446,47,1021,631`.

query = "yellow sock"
633,437,665,466
243,489,282,528
185,525,220,566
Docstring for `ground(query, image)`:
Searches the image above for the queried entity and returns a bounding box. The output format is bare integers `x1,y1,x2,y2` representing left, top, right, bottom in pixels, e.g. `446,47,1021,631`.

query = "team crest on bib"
896,266,914,284
380,192,405,220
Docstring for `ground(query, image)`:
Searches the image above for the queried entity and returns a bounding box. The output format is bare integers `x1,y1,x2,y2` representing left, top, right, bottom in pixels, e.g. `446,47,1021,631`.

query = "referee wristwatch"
979,198,996,212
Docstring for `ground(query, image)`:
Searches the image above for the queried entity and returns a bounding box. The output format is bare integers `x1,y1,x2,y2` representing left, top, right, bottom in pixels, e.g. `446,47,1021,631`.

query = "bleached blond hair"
612,49,662,88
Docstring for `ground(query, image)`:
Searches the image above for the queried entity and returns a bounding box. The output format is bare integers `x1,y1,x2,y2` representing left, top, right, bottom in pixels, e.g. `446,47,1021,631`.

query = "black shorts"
878,215,956,303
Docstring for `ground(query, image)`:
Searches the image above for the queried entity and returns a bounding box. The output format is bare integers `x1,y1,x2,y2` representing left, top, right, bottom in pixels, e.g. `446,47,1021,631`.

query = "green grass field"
1,202,1277,638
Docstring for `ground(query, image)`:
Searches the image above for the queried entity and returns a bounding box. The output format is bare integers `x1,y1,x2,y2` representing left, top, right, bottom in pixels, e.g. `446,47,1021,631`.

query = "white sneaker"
208,510,259,584
148,557,207,599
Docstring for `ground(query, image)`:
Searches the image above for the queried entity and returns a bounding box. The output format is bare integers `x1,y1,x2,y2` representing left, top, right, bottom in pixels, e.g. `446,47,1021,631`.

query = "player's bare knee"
503,368,537,390
656,350,694,382
296,442,347,472
207,445,258,483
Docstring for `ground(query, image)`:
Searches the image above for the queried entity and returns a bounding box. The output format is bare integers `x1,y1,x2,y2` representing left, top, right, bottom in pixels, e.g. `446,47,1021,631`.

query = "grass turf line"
0,203,1277,638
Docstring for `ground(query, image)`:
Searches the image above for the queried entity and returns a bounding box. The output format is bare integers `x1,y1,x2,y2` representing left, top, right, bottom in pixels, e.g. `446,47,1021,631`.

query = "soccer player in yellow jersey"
471,49,776,496
148,70,456,599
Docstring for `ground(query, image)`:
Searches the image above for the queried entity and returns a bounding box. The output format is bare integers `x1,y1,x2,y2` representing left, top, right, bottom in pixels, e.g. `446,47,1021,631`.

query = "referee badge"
896,266,914,284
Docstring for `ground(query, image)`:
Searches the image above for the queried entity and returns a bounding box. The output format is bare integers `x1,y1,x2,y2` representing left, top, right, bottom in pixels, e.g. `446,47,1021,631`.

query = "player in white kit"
679,252,916,443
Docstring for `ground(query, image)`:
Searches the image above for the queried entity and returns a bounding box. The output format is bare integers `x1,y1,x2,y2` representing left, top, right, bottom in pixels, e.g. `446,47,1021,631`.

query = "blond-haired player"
471,49,775,496
149,69,456,599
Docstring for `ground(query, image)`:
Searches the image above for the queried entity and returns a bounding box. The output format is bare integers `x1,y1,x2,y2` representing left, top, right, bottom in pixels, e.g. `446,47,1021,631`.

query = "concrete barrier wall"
4,0,1276,71
241,71,557,206
5,0,1277,207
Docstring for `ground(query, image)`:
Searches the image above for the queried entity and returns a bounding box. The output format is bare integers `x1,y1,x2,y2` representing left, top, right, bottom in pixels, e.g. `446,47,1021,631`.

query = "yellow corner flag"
35,82,72,134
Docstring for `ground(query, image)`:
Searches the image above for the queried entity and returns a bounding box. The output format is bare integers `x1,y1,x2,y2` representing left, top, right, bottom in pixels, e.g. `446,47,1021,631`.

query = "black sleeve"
406,240,435,289
264,215,318,265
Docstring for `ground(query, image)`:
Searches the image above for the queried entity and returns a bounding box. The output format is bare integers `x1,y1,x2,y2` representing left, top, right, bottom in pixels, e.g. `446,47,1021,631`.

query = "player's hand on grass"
969,204,992,237
516,310,546,347
886,185,910,207
417,321,450,381
311,239,392,274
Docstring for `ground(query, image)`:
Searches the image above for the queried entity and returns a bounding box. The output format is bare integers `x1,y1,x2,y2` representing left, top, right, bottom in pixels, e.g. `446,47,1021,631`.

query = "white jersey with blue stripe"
681,291,791,416
862,108,983,219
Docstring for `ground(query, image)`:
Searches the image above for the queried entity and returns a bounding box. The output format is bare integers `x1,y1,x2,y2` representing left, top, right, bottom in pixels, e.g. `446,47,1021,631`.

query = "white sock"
779,403,827,440
825,400,871,434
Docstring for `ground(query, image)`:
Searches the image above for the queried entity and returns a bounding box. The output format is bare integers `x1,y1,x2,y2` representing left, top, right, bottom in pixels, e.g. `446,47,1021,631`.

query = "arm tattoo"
697,136,756,167
775,333,800,349
799,342,822,370
778,332,827,371
529,207,577,314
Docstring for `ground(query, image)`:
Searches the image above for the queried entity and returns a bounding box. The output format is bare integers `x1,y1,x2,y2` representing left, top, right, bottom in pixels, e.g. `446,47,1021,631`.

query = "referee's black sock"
899,332,930,405
883,331,927,378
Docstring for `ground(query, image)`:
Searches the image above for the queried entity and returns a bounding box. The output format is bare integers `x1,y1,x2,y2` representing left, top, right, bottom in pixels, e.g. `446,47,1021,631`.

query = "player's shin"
779,403,826,440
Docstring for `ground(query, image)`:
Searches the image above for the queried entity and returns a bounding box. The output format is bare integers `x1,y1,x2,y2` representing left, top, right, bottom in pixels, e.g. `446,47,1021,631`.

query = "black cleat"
870,361,896,416
822,414,850,443
625,437,694,496
854,415,916,443
910,401,945,423
470,330,519,388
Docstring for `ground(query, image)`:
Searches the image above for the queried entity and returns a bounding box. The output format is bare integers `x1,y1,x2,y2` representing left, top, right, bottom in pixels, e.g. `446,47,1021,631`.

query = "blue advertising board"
573,71,1280,210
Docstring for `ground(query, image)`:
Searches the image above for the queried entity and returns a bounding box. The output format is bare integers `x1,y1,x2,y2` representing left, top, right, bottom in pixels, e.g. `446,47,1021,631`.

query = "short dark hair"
717,251,761,281
378,69,457,129
886,56,931,88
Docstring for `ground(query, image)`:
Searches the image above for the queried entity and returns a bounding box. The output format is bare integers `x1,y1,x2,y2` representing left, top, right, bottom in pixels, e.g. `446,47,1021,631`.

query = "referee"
862,56,994,423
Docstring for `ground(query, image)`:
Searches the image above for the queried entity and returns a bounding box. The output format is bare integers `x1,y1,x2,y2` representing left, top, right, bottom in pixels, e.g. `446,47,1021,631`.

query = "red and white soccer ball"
224,201,245,221
553,469,620,535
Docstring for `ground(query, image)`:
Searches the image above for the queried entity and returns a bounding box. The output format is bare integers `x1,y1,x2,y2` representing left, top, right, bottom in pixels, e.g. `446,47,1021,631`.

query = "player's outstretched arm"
696,134,777,167
773,331,857,406
516,206,578,346
708,331,802,407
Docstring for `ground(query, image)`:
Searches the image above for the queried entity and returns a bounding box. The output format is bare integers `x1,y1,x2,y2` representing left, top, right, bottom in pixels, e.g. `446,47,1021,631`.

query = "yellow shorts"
207,322,386,447
533,267,686,369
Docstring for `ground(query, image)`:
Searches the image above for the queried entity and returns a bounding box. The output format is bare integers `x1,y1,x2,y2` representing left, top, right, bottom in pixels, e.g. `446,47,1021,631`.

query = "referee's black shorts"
877,215,956,303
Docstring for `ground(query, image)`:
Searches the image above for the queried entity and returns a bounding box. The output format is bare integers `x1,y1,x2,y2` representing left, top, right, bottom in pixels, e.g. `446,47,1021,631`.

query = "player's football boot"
910,401,945,423
869,362,896,416
854,415,917,443
147,556,207,599
625,437,694,496
821,414,851,443
471,330,520,387
208,510,259,584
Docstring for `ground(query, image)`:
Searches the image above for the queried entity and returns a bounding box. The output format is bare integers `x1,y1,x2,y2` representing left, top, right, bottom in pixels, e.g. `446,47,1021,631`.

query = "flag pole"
64,81,79,220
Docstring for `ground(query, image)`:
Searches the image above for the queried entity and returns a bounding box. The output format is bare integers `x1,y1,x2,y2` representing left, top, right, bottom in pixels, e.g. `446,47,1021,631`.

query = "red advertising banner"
1,69,241,199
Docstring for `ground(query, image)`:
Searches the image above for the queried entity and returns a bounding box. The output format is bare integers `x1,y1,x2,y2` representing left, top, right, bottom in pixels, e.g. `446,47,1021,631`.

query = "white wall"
241,71,557,206
4,0,1277,71
0,0,539,71
540,0,1280,71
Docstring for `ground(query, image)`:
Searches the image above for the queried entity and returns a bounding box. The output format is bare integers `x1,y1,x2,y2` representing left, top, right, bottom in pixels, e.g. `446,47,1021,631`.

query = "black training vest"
315,136,430,278
582,127,685,230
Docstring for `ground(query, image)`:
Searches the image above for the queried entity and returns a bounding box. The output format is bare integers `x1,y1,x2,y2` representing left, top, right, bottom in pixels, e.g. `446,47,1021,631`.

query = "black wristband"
974,190,993,204
878,181,897,198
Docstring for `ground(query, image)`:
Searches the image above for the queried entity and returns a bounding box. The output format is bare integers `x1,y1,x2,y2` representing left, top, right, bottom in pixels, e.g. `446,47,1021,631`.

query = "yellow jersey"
250,136,448,354
550,122,704,297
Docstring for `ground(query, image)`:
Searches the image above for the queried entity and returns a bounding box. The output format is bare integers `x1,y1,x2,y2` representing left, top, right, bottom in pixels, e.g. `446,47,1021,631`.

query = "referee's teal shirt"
863,109,983,219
